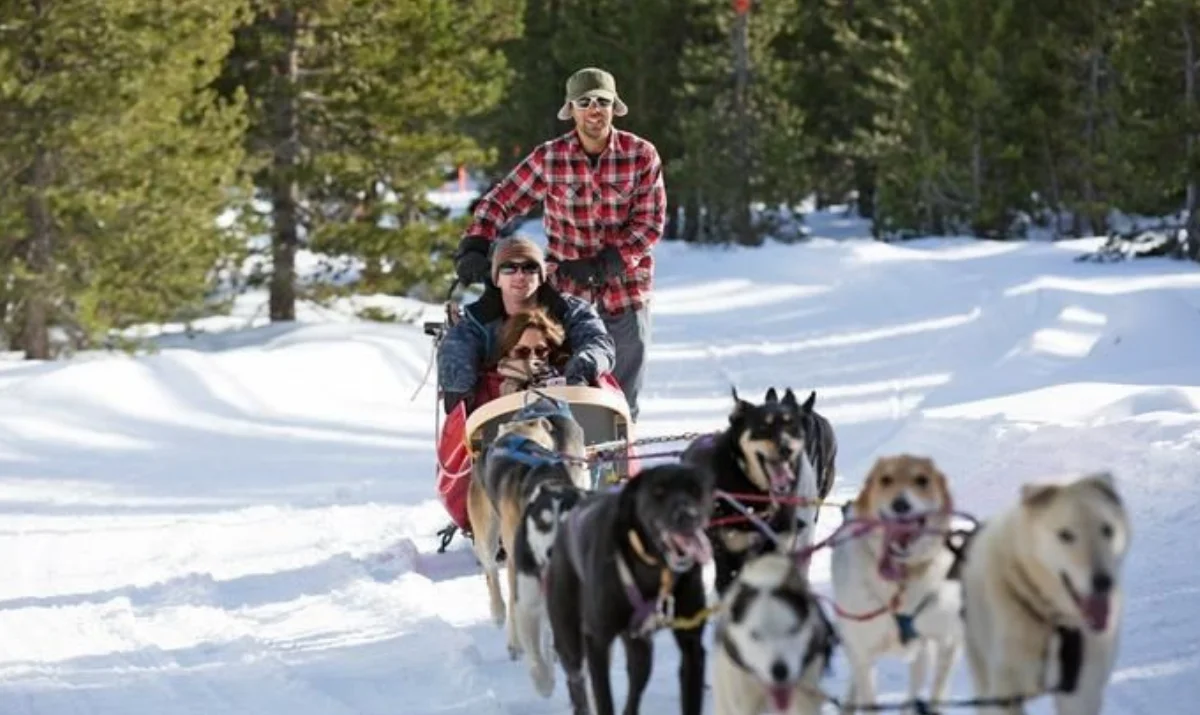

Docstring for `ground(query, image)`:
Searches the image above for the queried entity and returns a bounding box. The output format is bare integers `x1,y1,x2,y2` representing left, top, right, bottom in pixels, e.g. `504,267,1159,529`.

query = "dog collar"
626,529,660,566
615,553,675,636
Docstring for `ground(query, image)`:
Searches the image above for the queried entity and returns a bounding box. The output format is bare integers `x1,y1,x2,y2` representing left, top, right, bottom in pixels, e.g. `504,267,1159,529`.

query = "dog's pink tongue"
1082,594,1111,631
669,529,713,566
769,462,794,492
877,551,905,581
768,685,792,713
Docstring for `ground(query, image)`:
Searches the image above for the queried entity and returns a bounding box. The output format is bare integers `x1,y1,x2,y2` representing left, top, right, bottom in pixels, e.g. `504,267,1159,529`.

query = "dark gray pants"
601,305,650,422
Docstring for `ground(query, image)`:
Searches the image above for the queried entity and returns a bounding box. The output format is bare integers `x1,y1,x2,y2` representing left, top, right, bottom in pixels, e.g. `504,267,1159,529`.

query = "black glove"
555,246,624,286
443,390,475,414
454,236,492,285
594,245,624,278
563,358,596,386
553,256,596,285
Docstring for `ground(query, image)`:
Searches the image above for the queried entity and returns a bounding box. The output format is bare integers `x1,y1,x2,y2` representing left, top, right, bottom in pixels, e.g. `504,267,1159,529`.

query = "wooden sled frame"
464,384,637,487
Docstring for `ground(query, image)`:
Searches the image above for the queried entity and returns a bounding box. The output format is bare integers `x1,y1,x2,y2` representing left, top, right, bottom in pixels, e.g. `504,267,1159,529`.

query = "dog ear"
1080,471,1122,507
765,387,778,403
781,558,810,596
782,388,798,408
728,583,758,624
801,391,816,413
1020,482,1060,508
730,386,752,422
853,460,881,516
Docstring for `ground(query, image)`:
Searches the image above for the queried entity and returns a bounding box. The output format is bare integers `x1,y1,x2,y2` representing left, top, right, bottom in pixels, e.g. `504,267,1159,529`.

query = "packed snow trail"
0,218,1197,713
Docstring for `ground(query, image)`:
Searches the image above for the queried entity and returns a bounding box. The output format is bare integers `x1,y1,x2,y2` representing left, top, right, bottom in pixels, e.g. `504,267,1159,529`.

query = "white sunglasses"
571,95,613,110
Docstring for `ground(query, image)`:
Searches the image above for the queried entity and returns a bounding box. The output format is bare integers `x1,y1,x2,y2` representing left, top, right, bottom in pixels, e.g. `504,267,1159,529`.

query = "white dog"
959,471,1131,715
711,552,838,715
829,454,965,714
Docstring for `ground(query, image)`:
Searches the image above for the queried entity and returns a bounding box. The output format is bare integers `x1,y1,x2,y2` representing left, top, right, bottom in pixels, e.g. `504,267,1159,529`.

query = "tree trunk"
1081,49,1101,237
20,0,52,360
971,109,982,231
22,146,53,360
268,7,301,322
731,6,756,245
1184,15,1200,260
682,191,700,242
853,157,876,219
1041,127,1064,238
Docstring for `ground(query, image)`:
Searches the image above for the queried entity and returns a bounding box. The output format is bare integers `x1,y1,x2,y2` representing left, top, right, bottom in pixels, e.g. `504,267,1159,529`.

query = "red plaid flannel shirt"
465,128,666,314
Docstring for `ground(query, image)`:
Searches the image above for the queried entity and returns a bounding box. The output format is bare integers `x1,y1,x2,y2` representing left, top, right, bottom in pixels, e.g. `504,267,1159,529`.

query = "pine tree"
0,0,250,358
673,0,810,245
217,0,522,319
1113,0,1200,257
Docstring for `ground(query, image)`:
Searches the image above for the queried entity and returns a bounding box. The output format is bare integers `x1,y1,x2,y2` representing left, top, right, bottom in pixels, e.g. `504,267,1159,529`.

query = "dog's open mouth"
758,454,795,495
1062,572,1111,631
767,684,792,712
659,527,713,572
877,514,927,580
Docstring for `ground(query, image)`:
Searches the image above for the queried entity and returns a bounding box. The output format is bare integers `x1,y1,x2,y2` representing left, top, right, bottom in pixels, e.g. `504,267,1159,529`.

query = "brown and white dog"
829,454,965,714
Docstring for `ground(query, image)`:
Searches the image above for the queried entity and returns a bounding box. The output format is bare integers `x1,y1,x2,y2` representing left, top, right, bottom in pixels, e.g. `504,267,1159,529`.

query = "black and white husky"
510,479,588,697
712,552,839,715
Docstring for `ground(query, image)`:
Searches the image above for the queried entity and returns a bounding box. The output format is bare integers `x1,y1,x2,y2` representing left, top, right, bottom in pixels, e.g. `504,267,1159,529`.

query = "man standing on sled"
452,67,665,422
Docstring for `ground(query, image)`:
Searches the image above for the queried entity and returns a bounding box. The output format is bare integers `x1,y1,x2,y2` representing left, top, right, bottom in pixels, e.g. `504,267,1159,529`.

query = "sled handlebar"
422,278,460,338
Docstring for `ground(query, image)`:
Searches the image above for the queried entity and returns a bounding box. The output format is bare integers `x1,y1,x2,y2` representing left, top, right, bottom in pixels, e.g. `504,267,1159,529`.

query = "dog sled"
424,301,641,550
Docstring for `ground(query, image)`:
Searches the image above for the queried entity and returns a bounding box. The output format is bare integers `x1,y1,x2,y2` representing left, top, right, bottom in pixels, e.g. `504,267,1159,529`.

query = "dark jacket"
437,283,616,402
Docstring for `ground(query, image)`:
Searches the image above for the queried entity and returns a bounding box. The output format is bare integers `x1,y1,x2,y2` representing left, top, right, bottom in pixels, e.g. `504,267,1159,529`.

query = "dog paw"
507,642,524,661
490,604,506,628
531,663,555,698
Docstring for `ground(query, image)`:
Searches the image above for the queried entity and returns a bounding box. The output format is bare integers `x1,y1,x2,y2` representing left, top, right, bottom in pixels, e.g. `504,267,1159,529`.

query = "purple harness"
564,490,673,636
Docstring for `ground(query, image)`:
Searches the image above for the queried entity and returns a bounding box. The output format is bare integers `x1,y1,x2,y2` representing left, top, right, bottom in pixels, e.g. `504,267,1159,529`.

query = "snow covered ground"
0,204,1197,713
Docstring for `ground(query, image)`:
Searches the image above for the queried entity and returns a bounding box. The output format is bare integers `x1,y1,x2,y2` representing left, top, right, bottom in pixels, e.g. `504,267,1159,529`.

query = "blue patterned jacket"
436,283,616,397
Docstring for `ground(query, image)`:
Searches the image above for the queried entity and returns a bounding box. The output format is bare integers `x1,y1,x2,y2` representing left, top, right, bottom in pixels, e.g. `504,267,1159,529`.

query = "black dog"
681,387,837,596
545,463,716,715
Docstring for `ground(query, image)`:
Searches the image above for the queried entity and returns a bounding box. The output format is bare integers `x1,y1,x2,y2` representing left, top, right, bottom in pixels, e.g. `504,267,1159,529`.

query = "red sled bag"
434,373,504,533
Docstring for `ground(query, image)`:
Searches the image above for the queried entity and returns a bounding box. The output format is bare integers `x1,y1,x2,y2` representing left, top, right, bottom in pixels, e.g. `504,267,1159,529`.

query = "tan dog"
465,413,585,660
959,471,1130,715
829,454,964,714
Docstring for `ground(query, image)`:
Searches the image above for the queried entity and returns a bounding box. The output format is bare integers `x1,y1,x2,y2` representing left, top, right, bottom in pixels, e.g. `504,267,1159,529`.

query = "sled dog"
829,454,964,714
959,471,1130,715
711,552,838,715
465,399,589,660
681,386,837,594
545,462,716,715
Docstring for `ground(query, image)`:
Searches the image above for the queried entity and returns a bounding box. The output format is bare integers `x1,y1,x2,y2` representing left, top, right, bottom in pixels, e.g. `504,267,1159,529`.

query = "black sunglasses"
512,344,551,360
498,261,540,275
